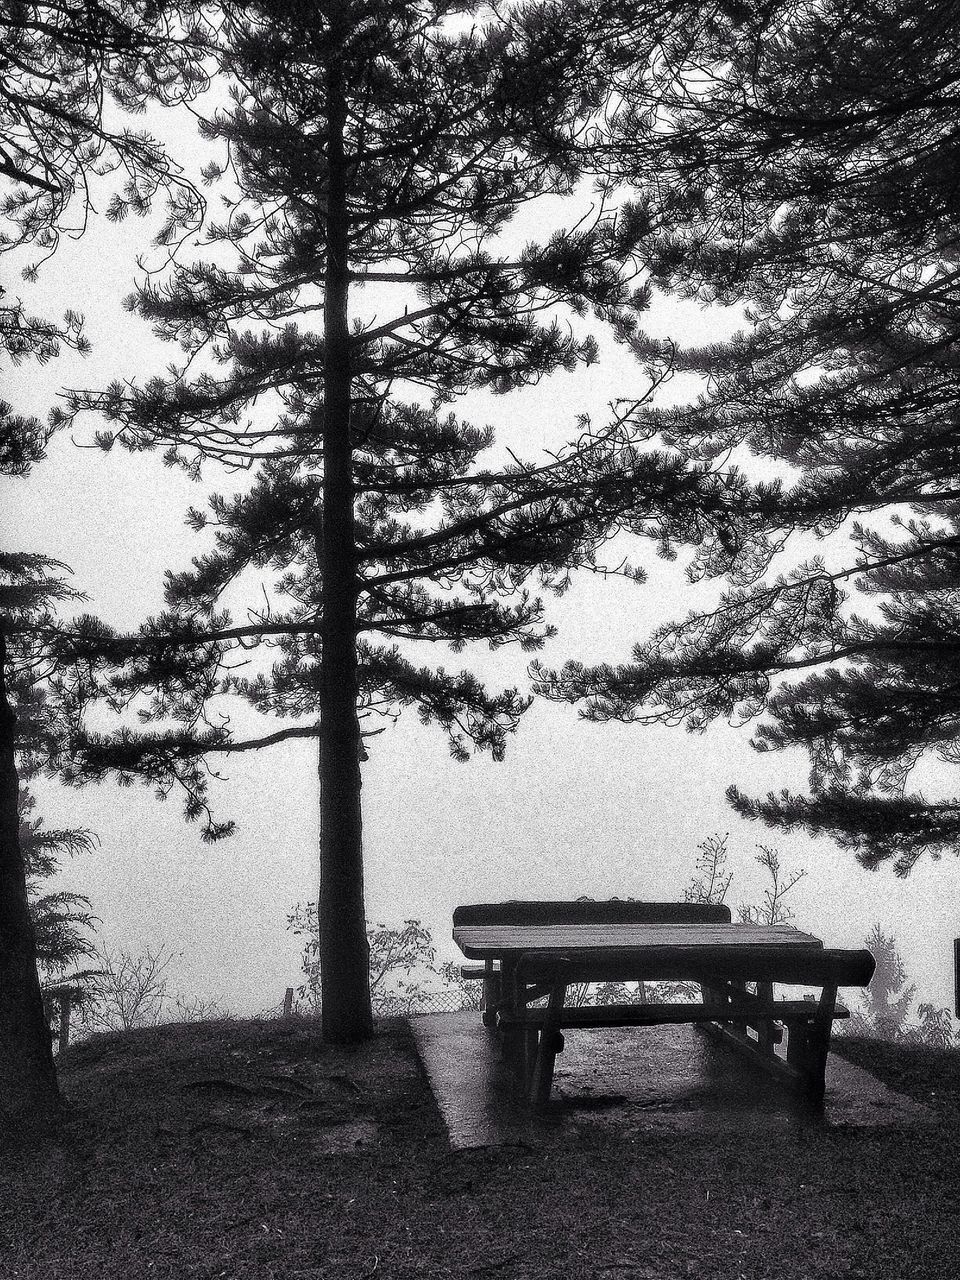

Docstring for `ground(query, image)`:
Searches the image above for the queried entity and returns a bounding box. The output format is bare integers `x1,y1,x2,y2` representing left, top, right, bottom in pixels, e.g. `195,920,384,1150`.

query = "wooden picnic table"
453,902,876,1109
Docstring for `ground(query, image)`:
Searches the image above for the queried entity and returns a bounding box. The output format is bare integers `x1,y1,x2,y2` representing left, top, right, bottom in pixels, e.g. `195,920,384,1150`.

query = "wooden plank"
496,999,847,1030
499,960,542,1079
504,945,875,988
702,985,845,1097
699,979,725,1010
456,922,823,953
453,900,733,927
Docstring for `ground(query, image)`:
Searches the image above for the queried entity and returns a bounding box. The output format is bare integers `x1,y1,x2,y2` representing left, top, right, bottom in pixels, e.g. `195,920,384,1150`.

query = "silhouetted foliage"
682,833,806,927
288,906,480,1014
537,0,960,875
20,783,98,983
0,1,210,467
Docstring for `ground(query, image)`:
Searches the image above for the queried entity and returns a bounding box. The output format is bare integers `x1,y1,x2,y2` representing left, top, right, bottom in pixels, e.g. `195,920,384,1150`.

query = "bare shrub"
79,944,175,1034
288,907,480,1014
174,994,228,1022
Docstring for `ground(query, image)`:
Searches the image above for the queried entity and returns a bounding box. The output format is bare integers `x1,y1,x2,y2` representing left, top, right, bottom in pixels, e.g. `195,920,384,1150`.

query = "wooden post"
282,987,294,1017
804,983,838,1101
755,981,776,1055
530,961,569,1110
499,959,525,1071
727,979,750,1042
786,1019,809,1073
481,958,499,1028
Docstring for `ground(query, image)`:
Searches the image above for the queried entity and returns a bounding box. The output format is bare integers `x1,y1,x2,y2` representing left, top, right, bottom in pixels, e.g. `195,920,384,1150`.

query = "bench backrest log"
453,900,733,927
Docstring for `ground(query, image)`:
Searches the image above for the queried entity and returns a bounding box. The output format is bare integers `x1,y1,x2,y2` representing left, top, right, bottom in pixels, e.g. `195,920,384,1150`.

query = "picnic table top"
453,921,825,959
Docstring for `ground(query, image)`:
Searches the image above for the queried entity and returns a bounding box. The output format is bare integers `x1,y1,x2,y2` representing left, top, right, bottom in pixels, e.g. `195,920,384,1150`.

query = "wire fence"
274,979,703,1021
379,986,481,1017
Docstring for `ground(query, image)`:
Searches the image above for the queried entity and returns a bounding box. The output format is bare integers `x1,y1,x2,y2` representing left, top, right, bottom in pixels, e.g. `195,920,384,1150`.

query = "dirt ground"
1,1017,958,1279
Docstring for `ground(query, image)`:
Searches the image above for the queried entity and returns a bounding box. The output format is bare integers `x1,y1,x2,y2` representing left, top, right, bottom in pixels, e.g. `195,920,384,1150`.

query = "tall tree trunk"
318,19,373,1043
0,625,60,1133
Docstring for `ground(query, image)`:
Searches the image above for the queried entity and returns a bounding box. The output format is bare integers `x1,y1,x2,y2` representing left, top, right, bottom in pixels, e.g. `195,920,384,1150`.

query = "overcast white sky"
3,105,958,1021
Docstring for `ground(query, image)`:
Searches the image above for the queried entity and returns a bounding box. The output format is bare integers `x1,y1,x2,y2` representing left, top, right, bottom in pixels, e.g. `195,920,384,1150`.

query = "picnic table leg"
697,976,722,1048
499,959,523,1065
785,1016,808,1071
498,962,539,1089
803,983,837,1101
530,965,568,1110
784,984,836,1099
481,959,500,1028
517,979,539,1083
699,976,726,1010
754,981,777,1056
727,979,751,1042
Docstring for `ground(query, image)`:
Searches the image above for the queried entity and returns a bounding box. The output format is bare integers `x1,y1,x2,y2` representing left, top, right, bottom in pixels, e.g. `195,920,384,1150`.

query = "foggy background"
3,123,957,1020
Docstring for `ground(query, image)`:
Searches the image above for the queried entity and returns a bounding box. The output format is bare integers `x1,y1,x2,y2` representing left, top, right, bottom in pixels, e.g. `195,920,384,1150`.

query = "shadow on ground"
412,1012,931,1150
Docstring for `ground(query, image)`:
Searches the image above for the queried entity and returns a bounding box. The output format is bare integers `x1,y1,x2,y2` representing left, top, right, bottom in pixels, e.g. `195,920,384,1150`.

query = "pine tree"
538,0,960,874
19,783,98,984
852,925,916,1042
0,2,208,1132
58,0,742,1041
0,555,82,1131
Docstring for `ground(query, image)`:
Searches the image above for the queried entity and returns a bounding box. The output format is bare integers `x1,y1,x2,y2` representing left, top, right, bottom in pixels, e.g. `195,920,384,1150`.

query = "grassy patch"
2,1018,958,1279
833,1032,960,1111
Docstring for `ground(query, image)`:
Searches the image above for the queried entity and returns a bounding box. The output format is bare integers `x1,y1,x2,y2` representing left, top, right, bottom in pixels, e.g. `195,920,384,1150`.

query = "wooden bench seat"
497,999,851,1030
512,943,874,988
